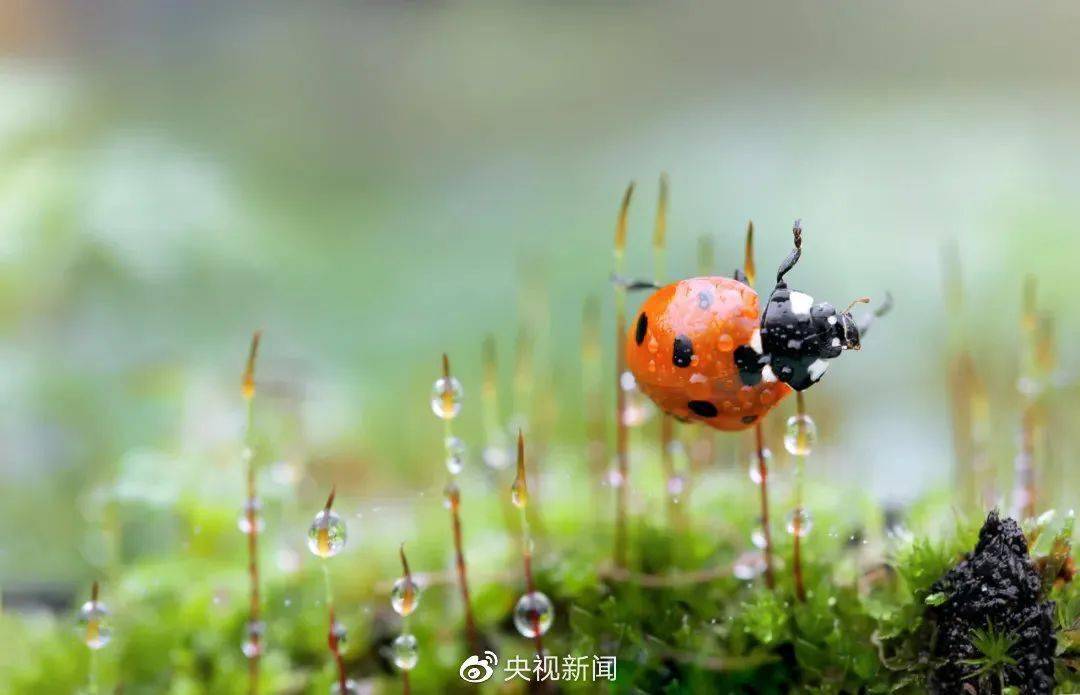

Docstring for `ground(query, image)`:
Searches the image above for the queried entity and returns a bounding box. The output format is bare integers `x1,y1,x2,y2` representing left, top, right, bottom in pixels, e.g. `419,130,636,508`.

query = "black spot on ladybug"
741,415,757,424
697,291,713,310
687,400,718,418
635,313,648,345
672,335,693,367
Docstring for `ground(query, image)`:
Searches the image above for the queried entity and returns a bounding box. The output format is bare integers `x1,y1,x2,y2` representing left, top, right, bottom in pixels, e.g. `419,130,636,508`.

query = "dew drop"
786,507,814,537
747,448,772,484
391,576,420,617
306,509,347,558
620,372,655,427
513,591,554,638
237,498,265,535
716,334,734,352
330,680,362,695
78,600,112,650
241,620,265,658
430,376,464,420
732,551,766,580
444,436,466,475
391,633,419,670
750,526,768,549
783,414,817,456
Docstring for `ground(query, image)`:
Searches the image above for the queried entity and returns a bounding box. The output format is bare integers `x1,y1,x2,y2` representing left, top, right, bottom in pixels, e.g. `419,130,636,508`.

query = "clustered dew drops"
78,598,112,650
391,633,419,670
430,376,463,420
390,575,420,617
444,435,466,475
307,509,347,558
783,413,817,456
513,591,554,639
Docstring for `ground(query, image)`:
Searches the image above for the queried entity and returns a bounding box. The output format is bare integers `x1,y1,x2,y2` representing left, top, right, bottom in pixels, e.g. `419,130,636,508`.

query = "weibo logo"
459,650,498,683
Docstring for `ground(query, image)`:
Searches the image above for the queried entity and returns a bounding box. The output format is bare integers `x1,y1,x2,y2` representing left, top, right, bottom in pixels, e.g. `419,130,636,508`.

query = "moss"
927,511,1057,694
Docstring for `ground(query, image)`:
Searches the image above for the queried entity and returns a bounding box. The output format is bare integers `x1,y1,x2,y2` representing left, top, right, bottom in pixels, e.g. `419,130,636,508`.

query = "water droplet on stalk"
329,680,362,694
444,436,466,475
748,448,772,484
430,377,463,420
391,577,420,617
241,620,264,658
786,507,814,537
237,498,265,534
391,633,419,670
78,600,111,650
784,414,817,456
513,591,554,638
307,509,347,558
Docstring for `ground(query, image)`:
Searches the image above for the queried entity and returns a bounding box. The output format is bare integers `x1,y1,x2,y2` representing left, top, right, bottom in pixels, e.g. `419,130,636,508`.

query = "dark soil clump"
927,511,1056,694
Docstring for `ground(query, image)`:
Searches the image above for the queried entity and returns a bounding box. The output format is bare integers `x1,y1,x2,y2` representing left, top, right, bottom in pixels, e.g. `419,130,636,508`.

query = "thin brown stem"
744,222,773,589
402,670,411,695
242,331,262,695
446,484,479,651
515,433,544,657
327,606,348,694
792,391,807,602
754,423,775,589
613,183,634,569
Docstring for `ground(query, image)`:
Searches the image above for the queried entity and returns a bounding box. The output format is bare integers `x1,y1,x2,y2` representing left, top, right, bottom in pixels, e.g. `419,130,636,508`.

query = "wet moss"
928,511,1056,694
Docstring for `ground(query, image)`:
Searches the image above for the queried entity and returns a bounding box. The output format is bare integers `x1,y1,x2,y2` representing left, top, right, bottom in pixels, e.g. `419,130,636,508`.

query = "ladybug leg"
775,220,803,283
733,344,768,386
733,268,749,285
610,273,660,291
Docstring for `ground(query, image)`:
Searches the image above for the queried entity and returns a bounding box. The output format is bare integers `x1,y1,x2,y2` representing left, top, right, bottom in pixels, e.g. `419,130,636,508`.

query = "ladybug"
626,221,886,431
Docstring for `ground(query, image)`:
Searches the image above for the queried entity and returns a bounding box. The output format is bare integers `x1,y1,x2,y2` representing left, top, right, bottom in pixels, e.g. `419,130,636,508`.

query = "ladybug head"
746,221,888,391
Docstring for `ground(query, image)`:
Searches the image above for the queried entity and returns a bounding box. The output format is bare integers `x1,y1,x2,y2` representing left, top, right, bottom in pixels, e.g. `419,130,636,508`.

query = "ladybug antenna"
843,297,871,315
856,292,894,337
775,220,803,284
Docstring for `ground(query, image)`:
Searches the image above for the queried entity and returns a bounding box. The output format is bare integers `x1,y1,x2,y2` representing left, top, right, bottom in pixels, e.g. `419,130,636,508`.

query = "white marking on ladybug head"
761,365,777,383
827,315,837,325
749,328,763,354
808,358,829,381
789,291,814,316
831,337,841,348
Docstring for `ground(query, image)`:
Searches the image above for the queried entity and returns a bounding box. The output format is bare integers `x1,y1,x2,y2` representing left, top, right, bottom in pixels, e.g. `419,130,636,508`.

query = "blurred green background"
1,0,1078,624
